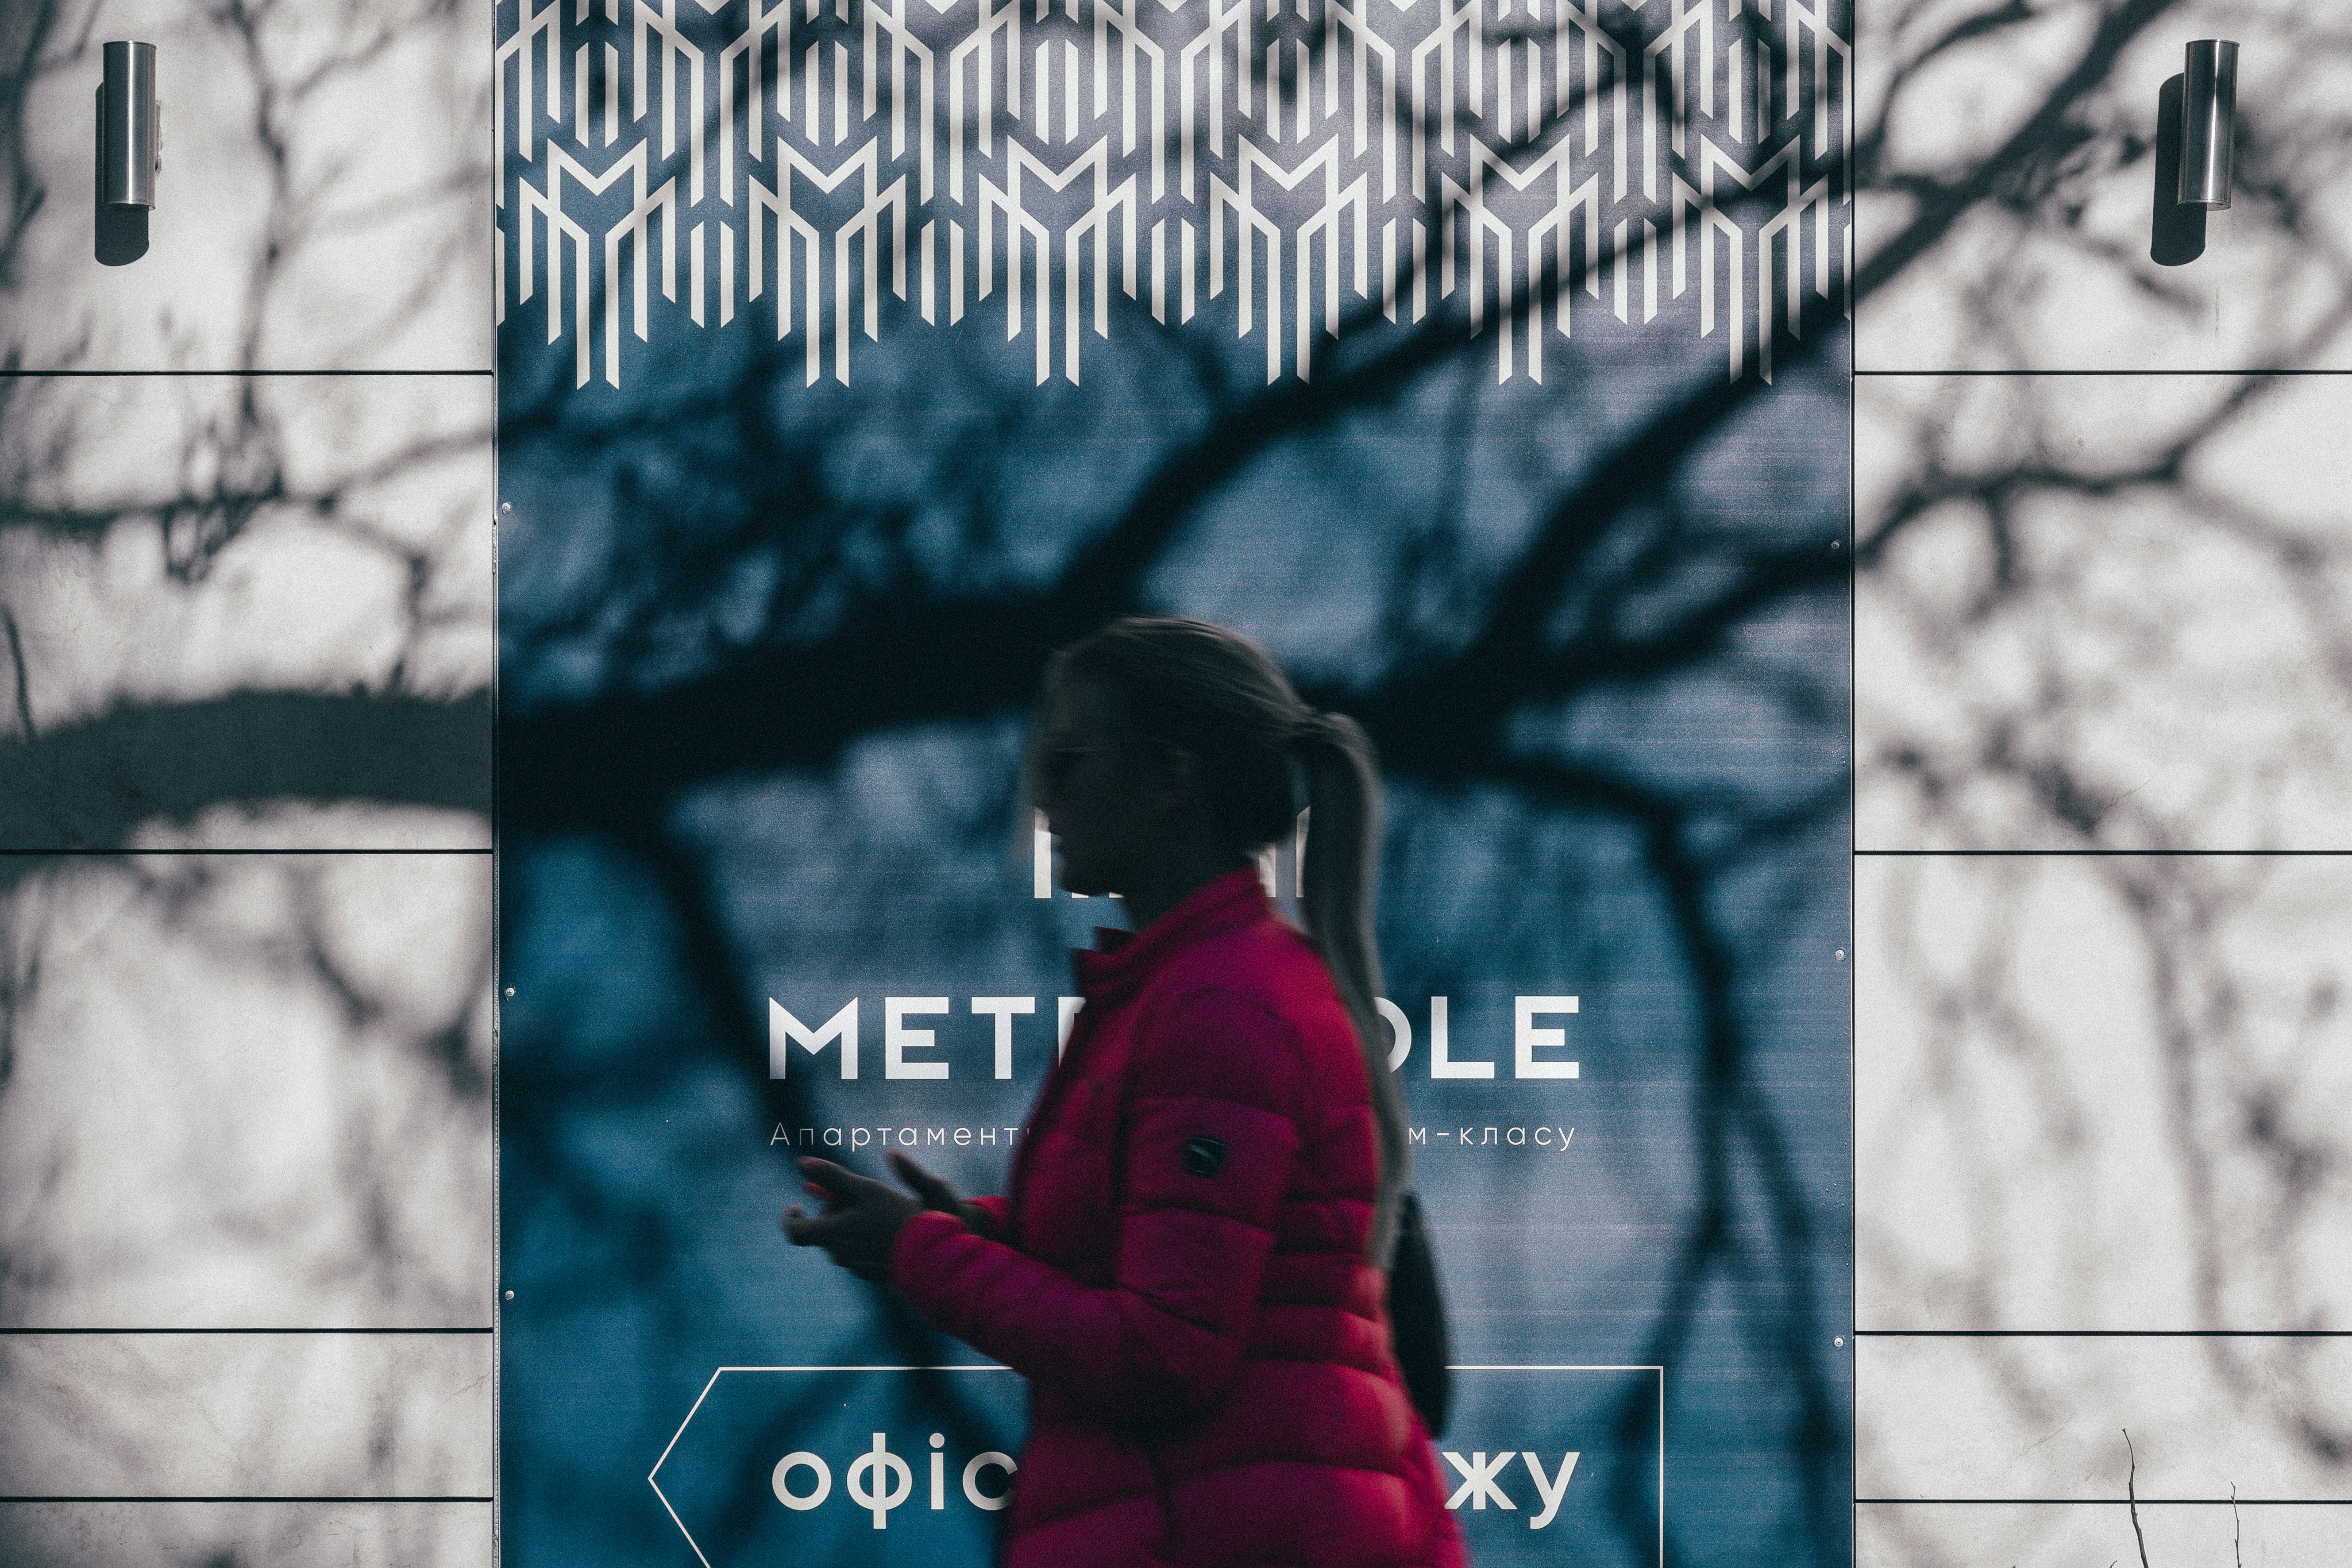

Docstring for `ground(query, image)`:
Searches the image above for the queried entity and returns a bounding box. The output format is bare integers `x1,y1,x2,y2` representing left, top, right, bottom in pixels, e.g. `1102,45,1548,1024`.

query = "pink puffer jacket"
891,868,1466,1568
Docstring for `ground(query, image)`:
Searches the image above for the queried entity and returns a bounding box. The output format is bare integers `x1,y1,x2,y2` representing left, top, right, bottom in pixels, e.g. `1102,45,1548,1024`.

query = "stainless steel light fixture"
2177,39,2237,210
100,40,160,209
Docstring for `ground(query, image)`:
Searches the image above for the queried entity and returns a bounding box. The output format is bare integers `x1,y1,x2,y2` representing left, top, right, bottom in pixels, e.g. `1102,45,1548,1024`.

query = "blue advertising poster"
492,1,1852,1563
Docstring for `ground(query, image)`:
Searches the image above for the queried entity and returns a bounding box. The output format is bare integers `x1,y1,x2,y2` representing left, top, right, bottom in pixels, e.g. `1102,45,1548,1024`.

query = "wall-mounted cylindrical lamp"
100,41,160,208
2177,39,2237,210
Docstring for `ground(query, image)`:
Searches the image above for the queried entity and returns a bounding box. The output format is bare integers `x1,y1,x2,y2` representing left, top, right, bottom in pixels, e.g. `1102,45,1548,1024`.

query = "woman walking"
785,616,1465,1568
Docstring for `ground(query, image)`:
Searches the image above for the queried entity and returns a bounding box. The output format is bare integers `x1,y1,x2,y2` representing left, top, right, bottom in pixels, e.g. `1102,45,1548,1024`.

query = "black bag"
1386,1190,1453,1438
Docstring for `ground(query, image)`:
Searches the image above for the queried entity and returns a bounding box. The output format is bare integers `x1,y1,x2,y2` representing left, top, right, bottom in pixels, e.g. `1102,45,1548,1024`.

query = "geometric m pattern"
495,0,1849,388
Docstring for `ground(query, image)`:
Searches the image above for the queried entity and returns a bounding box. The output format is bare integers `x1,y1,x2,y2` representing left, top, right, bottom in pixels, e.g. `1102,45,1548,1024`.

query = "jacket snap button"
1180,1137,1230,1177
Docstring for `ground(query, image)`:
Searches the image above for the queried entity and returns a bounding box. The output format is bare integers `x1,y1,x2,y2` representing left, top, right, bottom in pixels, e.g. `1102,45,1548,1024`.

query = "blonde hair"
1033,616,1414,1266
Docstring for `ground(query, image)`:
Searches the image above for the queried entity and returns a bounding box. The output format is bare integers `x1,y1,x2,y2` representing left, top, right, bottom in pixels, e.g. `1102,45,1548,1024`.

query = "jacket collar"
1071,866,1268,1007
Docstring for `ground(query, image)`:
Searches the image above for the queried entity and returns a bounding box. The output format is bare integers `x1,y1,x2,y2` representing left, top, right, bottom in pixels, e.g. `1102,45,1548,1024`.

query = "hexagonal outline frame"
649,1362,1664,1568
649,1364,1011,1568
1449,1364,1666,1568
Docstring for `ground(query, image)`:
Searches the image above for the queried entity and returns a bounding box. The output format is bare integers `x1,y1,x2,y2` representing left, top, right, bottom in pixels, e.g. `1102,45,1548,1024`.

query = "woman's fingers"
797,1156,870,1191
783,1209,864,1267
798,1157,901,1208
781,1156,919,1283
886,1149,961,1212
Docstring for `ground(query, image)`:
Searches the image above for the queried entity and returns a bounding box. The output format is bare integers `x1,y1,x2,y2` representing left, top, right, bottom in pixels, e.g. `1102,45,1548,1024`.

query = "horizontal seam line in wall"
1853,1335,2352,1345
0,1327,494,1335
1856,1499,2352,1506
0,370,494,378
1853,849,2350,857
1852,368,2352,377
0,848,493,856
0,1497,493,1504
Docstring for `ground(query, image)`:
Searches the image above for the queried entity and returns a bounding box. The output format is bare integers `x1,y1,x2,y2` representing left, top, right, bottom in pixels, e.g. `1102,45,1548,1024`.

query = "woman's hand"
781,1151,990,1281
884,1149,999,1242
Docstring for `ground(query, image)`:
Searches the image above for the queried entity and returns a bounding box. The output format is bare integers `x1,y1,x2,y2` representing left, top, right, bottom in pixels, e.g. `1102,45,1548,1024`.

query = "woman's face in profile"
1034,678,1157,898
